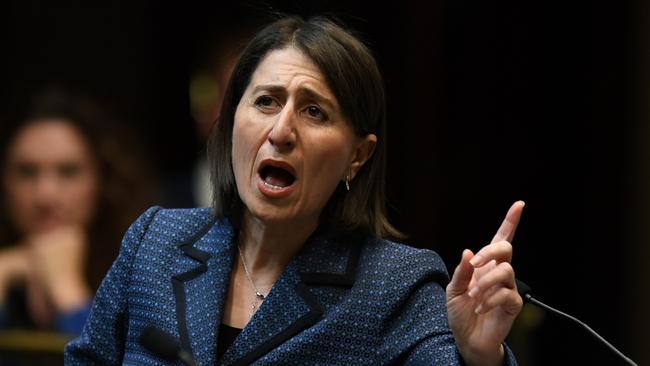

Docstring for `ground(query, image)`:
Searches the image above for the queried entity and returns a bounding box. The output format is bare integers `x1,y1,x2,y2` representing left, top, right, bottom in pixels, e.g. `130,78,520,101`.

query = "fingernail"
468,286,480,298
469,255,483,267
475,304,483,314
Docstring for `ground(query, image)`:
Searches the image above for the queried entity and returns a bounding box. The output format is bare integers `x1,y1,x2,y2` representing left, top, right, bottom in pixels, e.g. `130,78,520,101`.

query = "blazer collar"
171,218,364,366
171,215,234,365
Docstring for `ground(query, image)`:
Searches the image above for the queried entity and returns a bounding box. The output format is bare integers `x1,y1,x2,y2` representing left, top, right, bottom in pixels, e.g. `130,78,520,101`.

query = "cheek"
231,119,254,184
4,177,36,225
70,174,99,223
232,110,269,187
55,167,100,227
302,136,352,196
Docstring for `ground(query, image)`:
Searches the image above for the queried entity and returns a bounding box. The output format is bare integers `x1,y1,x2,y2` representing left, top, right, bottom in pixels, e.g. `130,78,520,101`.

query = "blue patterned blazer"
65,207,516,365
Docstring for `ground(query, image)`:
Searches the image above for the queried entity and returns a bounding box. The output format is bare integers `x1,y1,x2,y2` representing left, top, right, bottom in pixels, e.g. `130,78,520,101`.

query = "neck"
237,209,318,286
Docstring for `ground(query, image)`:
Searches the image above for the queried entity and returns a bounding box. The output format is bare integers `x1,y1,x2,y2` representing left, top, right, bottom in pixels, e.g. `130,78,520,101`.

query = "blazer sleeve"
405,334,517,366
64,206,161,365
377,248,517,366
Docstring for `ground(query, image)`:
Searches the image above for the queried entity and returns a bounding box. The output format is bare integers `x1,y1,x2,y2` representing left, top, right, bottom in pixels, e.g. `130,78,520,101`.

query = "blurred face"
232,47,376,226
3,119,99,235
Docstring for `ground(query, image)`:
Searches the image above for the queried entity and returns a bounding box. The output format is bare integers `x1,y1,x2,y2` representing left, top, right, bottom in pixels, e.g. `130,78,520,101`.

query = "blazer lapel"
222,233,363,366
172,217,236,365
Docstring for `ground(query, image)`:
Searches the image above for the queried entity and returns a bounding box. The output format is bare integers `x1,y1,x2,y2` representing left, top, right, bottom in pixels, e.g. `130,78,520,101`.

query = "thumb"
447,249,475,299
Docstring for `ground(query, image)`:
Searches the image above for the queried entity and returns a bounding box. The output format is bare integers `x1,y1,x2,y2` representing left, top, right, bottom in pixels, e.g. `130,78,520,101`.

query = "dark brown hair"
207,16,402,239
0,89,159,289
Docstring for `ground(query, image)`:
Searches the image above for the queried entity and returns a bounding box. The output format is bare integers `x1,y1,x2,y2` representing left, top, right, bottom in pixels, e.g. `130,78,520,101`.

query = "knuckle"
516,294,524,307
512,293,524,309
498,261,514,275
499,240,513,252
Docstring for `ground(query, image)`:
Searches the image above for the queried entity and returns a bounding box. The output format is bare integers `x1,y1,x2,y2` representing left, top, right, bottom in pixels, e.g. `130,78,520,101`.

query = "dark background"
2,1,648,365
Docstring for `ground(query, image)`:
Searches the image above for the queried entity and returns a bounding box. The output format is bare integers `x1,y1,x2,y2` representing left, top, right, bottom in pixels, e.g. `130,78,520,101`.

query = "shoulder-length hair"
207,16,403,239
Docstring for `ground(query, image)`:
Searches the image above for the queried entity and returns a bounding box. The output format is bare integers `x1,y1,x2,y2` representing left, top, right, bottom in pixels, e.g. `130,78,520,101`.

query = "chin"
246,201,287,222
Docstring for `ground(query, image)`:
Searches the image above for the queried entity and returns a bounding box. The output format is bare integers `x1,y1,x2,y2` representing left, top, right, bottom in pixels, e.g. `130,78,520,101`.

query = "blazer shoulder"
117,206,163,254
362,238,451,284
142,206,223,243
151,206,214,224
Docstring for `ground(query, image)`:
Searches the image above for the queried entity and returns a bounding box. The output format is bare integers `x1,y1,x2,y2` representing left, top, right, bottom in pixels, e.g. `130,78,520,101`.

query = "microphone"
515,279,638,366
139,325,197,366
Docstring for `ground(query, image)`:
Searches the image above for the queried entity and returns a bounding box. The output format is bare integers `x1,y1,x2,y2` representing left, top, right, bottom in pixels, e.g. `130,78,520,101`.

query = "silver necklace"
237,243,266,314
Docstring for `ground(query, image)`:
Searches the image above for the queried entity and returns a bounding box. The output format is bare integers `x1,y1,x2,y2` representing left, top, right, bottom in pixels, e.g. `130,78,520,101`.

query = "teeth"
263,181,284,190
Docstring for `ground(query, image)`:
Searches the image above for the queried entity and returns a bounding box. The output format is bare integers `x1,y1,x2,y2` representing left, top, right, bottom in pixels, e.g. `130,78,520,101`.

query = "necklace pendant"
255,291,265,300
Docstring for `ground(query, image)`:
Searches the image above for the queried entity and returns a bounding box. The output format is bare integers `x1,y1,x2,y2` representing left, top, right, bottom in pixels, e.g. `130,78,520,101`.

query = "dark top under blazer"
64,207,517,365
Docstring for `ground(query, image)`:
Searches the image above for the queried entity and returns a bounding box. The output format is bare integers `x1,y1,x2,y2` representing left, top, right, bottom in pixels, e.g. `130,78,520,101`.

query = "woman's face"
232,47,375,227
3,119,99,235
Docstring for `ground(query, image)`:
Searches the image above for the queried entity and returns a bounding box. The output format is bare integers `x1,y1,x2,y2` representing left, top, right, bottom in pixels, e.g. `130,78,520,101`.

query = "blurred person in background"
0,89,158,336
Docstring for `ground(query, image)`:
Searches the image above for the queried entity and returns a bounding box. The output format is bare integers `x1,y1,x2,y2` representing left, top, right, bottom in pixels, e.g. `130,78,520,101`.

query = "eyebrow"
251,84,337,110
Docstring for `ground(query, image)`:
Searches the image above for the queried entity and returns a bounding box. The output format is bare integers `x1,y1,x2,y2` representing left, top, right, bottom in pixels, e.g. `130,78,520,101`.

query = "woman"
0,90,156,335
66,16,523,365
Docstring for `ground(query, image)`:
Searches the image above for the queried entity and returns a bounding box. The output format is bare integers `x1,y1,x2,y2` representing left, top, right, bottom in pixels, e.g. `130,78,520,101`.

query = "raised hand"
25,226,91,314
446,201,525,366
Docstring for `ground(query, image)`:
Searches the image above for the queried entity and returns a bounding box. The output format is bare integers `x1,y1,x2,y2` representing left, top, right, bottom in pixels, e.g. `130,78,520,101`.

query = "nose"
267,106,296,150
34,172,62,206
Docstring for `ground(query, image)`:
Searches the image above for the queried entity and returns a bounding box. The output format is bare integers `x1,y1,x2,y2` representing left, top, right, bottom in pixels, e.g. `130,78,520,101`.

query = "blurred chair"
0,330,68,365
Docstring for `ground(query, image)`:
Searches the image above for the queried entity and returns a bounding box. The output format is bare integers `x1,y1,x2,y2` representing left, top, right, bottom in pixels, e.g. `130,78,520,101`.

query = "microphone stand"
516,279,638,366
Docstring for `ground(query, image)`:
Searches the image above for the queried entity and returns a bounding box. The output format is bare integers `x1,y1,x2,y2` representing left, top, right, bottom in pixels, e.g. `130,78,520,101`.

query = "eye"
304,105,328,121
254,96,281,113
14,163,38,180
59,163,81,179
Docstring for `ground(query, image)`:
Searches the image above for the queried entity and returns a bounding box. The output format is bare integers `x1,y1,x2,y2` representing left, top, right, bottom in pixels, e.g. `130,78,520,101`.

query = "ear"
348,134,377,180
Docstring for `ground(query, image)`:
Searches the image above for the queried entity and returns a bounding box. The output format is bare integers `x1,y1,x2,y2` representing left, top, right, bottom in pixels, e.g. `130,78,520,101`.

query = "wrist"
48,279,91,313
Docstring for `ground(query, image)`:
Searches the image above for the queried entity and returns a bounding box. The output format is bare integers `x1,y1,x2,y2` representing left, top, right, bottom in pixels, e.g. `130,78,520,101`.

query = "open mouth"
259,163,296,190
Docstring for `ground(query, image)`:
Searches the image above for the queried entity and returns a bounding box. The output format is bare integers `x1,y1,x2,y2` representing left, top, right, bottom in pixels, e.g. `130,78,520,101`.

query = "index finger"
491,201,525,244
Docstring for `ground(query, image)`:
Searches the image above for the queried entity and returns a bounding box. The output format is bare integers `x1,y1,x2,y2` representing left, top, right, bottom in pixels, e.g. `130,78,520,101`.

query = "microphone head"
515,278,533,302
139,325,181,361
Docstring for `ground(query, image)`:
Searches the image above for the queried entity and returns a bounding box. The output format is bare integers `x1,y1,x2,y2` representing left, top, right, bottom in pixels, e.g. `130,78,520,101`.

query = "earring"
345,171,351,191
